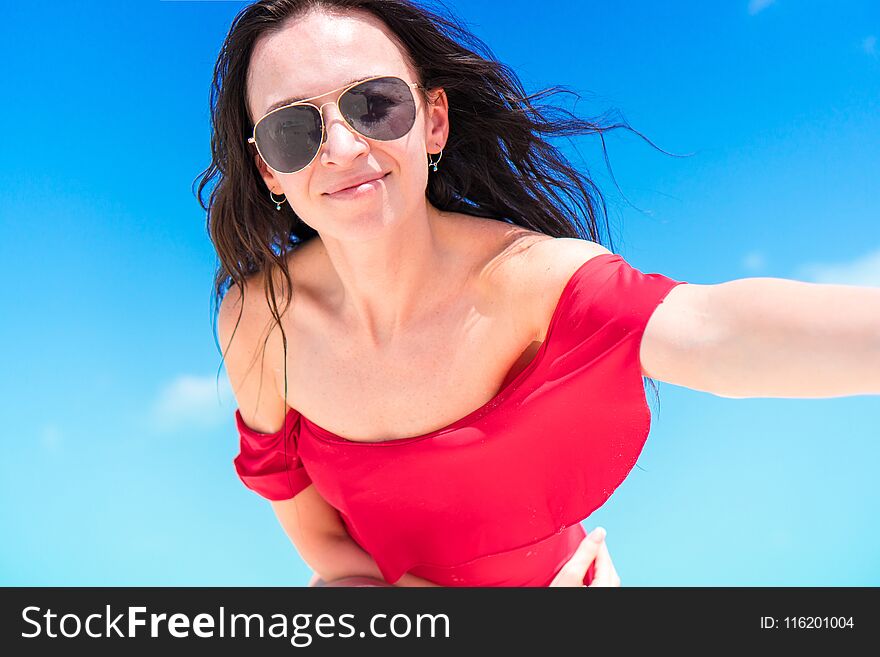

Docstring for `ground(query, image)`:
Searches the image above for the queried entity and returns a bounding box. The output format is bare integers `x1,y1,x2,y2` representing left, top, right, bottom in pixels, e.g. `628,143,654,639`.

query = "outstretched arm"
640,277,880,399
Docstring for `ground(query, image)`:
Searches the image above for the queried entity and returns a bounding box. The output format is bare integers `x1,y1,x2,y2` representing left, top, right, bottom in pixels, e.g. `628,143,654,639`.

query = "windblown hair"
194,0,677,415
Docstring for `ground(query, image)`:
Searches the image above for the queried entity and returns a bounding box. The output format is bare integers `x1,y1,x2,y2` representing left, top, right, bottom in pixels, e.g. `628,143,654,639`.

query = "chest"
278,301,543,443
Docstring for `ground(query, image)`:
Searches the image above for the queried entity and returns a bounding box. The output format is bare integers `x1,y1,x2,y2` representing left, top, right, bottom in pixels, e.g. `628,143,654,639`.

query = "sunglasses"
248,75,423,174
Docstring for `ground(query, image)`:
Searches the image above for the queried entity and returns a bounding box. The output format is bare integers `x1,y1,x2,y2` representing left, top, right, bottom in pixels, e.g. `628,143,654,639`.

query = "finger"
588,540,621,587
552,538,600,587
549,528,605,587
599,539,621,585
602,540,621,585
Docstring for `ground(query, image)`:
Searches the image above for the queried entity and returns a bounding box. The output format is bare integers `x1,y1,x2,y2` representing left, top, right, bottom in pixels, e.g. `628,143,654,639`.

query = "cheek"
284,172,314,198
274,176,314,216
388,145,429,196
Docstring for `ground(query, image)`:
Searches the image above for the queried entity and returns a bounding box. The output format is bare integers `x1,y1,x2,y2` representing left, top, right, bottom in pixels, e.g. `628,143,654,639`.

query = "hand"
548,527,621,587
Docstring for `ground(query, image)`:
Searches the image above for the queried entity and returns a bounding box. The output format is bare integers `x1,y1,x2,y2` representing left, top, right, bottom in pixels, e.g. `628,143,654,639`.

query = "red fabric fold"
233,407,311,501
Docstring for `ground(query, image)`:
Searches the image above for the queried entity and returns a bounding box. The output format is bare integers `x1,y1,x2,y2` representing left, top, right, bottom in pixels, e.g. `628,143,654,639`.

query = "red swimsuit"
233,253,688,586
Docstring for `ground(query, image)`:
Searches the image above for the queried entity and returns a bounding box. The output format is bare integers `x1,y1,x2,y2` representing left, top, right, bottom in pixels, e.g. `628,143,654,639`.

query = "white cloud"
748,0,776,16
794,247,880,287
149,374,235,433
742,250,767,273
862,35,877,57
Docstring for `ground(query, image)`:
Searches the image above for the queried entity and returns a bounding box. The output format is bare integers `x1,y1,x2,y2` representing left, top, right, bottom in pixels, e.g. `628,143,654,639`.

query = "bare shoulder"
217,267,289,434
510,234,614,283
484,229,614,341
217,268,278,361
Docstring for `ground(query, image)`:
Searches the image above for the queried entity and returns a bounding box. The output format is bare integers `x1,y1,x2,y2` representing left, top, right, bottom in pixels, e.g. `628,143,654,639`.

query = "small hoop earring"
427,148,443,172
269,190,287,211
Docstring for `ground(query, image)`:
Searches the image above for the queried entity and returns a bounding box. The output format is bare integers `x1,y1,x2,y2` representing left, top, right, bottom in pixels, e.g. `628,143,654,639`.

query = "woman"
199,0,880,587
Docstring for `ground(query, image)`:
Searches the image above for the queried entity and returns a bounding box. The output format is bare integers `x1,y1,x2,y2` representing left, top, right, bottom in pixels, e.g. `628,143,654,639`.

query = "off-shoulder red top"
233,253,688,586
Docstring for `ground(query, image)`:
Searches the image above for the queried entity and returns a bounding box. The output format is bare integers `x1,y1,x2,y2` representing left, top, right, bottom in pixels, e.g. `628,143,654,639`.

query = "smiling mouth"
326,172,390,195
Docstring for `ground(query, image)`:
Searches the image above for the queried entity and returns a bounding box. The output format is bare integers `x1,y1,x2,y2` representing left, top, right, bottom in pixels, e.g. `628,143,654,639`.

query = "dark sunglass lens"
254,105,322,173
339,77,416,141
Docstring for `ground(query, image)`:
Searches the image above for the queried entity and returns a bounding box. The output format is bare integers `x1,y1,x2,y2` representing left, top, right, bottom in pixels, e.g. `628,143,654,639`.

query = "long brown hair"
195,0,679,414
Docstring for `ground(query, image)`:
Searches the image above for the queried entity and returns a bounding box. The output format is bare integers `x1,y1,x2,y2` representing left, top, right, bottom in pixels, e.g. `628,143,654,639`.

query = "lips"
324,172,389,195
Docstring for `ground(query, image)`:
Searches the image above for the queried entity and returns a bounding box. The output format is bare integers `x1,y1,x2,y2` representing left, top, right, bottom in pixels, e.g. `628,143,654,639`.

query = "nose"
317,101,369,167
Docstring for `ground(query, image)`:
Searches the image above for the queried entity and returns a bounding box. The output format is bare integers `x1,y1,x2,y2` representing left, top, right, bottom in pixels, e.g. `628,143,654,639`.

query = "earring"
269,190,287,211
427,148,443,172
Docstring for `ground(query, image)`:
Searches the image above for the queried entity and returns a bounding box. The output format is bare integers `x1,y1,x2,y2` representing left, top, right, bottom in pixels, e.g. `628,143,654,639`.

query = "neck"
316,203,459,347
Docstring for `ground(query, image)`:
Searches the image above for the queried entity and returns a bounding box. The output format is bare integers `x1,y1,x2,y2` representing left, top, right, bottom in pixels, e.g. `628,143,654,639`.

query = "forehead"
247,10,413,120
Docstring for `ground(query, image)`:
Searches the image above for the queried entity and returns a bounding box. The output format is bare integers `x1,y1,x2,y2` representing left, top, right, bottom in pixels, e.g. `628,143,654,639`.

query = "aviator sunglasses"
248,75,423,174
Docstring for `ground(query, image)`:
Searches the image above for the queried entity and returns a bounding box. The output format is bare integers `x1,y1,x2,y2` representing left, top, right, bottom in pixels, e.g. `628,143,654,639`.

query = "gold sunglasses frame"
248,75,424,174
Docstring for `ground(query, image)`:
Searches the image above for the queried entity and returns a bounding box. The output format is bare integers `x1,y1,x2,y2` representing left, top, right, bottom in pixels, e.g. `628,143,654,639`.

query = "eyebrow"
262,74,380,115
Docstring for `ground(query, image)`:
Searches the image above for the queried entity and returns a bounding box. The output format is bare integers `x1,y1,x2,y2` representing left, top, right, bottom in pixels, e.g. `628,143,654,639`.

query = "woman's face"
246,10,449,240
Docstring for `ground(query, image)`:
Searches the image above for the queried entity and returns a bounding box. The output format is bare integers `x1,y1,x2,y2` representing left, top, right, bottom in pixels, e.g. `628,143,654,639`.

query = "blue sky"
1,0,877,586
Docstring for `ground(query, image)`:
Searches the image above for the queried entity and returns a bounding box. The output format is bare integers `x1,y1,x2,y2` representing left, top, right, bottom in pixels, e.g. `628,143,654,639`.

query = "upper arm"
218,275,286,432
219,275,352,550
639,281,730,394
